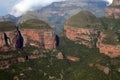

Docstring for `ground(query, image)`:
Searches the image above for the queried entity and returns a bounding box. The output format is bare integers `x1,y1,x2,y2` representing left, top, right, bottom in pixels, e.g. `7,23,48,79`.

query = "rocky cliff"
64,26,99,48
97,32,120,58
65,10,120,57
64,10,101,48
21,29,56,50
0,19,56,52
105,0,120,19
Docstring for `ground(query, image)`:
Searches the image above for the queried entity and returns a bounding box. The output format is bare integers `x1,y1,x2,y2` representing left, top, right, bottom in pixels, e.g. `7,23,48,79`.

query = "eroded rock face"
105,0,120,19
97,32,120,58
64,25,100,48
21,29,56,50
0,31,16,51
65,24,120,58
0,29,56,52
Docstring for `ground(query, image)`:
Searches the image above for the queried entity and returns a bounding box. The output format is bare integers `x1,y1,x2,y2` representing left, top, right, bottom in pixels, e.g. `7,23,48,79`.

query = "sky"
0,0,113,17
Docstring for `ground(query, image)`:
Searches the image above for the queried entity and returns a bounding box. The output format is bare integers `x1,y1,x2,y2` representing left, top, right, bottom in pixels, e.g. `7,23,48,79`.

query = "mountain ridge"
18,0,108,33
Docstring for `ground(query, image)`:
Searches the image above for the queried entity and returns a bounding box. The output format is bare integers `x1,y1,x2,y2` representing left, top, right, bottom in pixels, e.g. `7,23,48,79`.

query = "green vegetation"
0,36,120,80
100,18,120,32
100,18,120,45
67,10,102,29
0,7,120,80
19,19,51,29
102,31,120,45
58,36,120,80
0,21,16,32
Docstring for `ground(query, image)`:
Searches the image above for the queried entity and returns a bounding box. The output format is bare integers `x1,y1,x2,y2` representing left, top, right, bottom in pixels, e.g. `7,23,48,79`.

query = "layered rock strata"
0,20,56,52
97,32,120,58
64,10,101,48
64,25,100,48
65,10,120,57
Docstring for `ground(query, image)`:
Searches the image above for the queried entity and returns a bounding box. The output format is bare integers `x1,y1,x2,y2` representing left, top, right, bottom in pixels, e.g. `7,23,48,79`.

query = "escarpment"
0,19,56,52
65,10,120,57
64,10,101,48
21,29,55,50
0,21,16,51
20,19,56,50
97,31,120,58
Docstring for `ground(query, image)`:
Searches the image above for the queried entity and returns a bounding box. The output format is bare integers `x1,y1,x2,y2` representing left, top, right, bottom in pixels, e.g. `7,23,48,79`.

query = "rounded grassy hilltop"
66,10,102,29
19,19,51,29
0,21,16,32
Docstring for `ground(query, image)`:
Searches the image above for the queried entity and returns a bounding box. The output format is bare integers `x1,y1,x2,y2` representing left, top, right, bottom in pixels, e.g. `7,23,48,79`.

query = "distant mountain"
0,14,18,23
19,0,108,33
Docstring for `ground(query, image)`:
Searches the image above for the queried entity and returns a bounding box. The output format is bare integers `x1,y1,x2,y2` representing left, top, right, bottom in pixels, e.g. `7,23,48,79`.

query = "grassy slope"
0,21,16,32
67,10,102,29
19,19,51,29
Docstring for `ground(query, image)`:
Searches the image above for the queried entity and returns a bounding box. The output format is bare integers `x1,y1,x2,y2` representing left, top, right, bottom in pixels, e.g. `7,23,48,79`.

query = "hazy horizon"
0,0,112,17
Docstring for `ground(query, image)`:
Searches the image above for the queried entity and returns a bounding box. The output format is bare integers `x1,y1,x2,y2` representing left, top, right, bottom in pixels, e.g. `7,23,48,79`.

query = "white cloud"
106,0,113,4
10,0,65,17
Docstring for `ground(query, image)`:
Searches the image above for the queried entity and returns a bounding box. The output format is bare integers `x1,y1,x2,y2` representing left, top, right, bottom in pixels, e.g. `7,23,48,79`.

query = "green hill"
0,21,16,32
19,19,51,29
67,10,102,29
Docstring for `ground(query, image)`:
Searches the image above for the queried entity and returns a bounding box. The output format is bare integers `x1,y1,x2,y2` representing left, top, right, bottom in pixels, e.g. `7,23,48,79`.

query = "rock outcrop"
65,26,100,48
21,29,56,50
64,10,101,48
65,10,120,58
20,19,56,50
0,21,16,51
0,19,56,52
105,0,120,19
97,32,120,58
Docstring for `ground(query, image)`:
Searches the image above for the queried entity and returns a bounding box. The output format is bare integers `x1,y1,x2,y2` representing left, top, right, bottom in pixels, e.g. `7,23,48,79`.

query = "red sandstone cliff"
97,32,120,58
0,29,56,51
64,25,99,48
0,31,16,51
65,25,120,58
64,10,120,58
21,29,56,49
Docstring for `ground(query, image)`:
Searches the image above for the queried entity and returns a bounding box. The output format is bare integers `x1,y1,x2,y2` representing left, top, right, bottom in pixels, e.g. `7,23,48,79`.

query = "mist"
10,0,65,17
9,0,112,17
